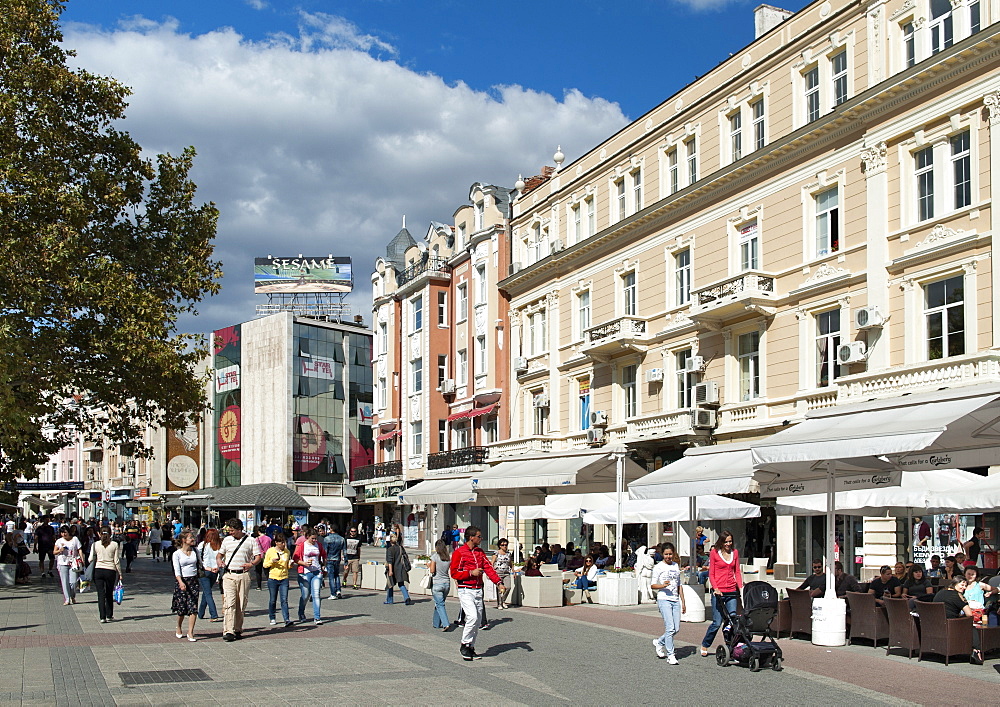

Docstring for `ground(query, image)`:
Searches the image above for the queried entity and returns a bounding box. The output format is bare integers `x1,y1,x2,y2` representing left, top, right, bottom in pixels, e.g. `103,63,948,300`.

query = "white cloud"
671,0,747,11
61,18,627,334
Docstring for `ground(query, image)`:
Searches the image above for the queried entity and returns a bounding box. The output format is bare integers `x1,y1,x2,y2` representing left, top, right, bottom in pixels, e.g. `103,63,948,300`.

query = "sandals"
700,647,709,657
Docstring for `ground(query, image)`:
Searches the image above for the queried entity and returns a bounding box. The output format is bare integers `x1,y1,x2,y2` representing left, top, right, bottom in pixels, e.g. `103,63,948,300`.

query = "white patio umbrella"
518,493,617,521
582,495,760,525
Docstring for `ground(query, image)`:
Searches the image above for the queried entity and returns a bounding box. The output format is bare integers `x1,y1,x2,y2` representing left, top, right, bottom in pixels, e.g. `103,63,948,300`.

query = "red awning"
376,430,401,442
447,404,497,422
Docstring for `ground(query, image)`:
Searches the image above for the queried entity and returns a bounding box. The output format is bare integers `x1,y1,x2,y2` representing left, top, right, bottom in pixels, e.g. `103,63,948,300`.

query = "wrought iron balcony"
352,460,403,483
582,316,651,357
396,257,451,287
690,271,777,323
427,446,489,471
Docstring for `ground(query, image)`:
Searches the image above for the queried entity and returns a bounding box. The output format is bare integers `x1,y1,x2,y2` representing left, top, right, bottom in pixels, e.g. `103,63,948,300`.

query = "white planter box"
361,562,382,590
409,567,429,596
597,574,638,606
519,575,563,607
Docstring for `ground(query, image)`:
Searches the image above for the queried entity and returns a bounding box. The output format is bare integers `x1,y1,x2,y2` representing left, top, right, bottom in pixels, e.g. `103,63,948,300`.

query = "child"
651,543,686,665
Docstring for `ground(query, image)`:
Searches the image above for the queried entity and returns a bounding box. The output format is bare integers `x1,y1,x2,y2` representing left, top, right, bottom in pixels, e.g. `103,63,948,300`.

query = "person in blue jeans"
384,534,412,605
322,525,345,600
293,530,326,625
196,530,222,621
651,543,686,664
264,534,293,627
429,540,451,629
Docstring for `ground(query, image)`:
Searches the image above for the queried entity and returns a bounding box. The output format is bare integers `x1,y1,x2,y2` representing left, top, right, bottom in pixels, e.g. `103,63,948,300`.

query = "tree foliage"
0,0,221,480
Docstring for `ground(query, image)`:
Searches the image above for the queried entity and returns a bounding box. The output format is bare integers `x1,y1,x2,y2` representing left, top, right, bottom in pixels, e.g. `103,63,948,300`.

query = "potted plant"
597,566,639,606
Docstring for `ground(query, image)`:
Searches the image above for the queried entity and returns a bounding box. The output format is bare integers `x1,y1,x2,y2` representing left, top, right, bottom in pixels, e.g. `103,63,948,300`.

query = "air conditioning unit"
855,306,885,329
586,428,606,445
514,357,529,373
684,355,706,373
837,341,868,365
550,239,565,254
590,410,609,427
439,379,456,394
692,408,718,430
509,262,523,275
532,393,550,408
645,368,664,383
693,381,720,407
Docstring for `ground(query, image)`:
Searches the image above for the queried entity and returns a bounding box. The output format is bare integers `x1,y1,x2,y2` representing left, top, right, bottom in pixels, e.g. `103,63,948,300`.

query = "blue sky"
58,0,811,332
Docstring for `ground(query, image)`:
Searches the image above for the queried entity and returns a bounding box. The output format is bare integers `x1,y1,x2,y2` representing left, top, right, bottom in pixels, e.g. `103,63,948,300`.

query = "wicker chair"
883,597,920,659
914,600,973,665
786,588,813,640
845,591,889,648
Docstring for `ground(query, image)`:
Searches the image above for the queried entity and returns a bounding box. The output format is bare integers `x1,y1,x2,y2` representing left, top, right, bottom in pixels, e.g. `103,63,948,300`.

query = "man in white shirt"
216,518,261,641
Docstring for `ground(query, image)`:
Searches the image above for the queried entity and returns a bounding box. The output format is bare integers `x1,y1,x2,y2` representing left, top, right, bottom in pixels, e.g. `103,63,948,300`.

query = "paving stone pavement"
2,547,998,705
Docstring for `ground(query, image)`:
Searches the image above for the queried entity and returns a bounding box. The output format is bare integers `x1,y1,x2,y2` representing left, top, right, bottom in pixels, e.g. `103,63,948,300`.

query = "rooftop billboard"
254,256,353,294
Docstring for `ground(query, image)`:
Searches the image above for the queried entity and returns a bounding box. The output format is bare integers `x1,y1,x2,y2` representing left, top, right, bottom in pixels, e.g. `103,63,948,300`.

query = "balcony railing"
427,446,489,470
352,460,403,483
396,257,451,287
694,272,775,306
587,315,647,342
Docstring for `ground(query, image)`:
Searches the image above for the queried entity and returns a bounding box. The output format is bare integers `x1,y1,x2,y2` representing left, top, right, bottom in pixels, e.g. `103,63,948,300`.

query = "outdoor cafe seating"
845,591,889,648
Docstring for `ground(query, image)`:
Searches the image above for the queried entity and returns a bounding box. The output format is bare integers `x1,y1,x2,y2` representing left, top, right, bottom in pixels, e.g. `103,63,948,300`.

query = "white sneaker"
653,640,666,659
667,655,679,665
269,620,276,626
314,619,323,626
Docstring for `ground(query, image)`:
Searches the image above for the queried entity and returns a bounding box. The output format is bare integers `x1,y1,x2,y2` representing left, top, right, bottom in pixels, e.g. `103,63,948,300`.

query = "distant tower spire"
402,215,406,229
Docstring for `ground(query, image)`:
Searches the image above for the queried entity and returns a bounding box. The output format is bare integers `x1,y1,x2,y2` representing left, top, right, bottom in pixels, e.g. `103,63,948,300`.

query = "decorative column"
985,91,1000,346
861,141,890,370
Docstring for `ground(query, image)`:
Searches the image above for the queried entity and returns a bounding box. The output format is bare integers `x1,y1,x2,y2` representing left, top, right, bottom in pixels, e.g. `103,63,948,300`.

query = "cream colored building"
498,0,1000,577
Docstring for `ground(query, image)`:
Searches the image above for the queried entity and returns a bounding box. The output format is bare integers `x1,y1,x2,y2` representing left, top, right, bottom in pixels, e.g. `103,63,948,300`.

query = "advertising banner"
167,423,201,491
293,415,327,475
254,256,353,294
214,325,242,486
759,470,902,498
301,356,337,380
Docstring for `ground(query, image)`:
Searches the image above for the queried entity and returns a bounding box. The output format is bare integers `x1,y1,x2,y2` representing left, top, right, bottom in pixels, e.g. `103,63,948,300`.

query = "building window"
738,331,761,401
622,271,637,316
586,196,596,237
752,99,765,151
632,169,642,213
667,148,679,194
411,421,423,456
474,200,484,231
457,283,468,322
456,223,466,249
925,275,965,360
475,335,487,375
616,178,626,222
483,415,499,445
815,187,840,257
437,355,448,387
533,396,549,435
675,249,692,306
971,0,981,33
67,460,74,481
622,364,638,418
411,296,423,332
378,322,387,354
729,111,742,162
437,291,447,326
685,137,698,184
816,309,842,387
902,22,916,68
475,264,487,305
379,376,387,408
457,349,467,383
929,0,954,54
739,221,760,271
951,131,971,210
438,420,447,451
529,310,547,355
675,349,693,408
831,51,848,106
411,358,423,393
915,146,934,222
454,422,470,449
804,66,820,122
572,203,582,243
578,378,591,430
577,290,591,337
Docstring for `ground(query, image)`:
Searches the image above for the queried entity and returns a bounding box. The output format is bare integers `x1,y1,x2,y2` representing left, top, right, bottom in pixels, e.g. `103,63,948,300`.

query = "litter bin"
811,596,846,646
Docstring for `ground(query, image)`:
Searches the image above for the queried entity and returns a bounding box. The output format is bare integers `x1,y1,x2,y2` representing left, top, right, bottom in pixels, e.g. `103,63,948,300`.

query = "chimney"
354,314,365,326
754,4,793,38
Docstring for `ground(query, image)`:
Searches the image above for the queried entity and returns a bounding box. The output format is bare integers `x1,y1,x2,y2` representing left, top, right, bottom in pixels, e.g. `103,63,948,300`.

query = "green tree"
0,0,221,481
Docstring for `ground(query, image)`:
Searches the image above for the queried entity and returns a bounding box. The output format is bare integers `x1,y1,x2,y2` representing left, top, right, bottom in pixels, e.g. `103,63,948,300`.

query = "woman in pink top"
700,530,742,657
254,526,273,591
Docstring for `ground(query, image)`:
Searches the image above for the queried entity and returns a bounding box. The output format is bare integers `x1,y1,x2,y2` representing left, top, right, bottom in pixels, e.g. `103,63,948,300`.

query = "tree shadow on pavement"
480,641,533,656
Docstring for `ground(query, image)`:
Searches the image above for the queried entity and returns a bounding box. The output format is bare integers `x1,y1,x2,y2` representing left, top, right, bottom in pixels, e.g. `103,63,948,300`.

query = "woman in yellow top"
263,533,294,627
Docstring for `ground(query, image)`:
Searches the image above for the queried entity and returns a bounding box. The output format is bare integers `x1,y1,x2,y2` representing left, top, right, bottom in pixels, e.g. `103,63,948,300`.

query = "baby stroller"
715,580,783,672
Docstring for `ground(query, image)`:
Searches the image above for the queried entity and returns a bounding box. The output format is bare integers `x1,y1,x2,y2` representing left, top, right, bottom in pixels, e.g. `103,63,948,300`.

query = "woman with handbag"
428,539,451,629
263,533,294,627
293,529,326,625
171,530,200,641
54,526,84,605
196,528,222,622
384,533,412,605
493,539,512,610
89,526,122,622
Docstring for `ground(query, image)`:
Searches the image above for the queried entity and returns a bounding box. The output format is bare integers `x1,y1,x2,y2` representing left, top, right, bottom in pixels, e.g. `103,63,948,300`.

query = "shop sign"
895,448,997,471
760,470,902,498
365,484,403,502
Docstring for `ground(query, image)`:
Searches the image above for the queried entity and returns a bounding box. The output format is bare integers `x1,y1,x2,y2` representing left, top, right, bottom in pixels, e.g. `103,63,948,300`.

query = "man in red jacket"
450,525,503,660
